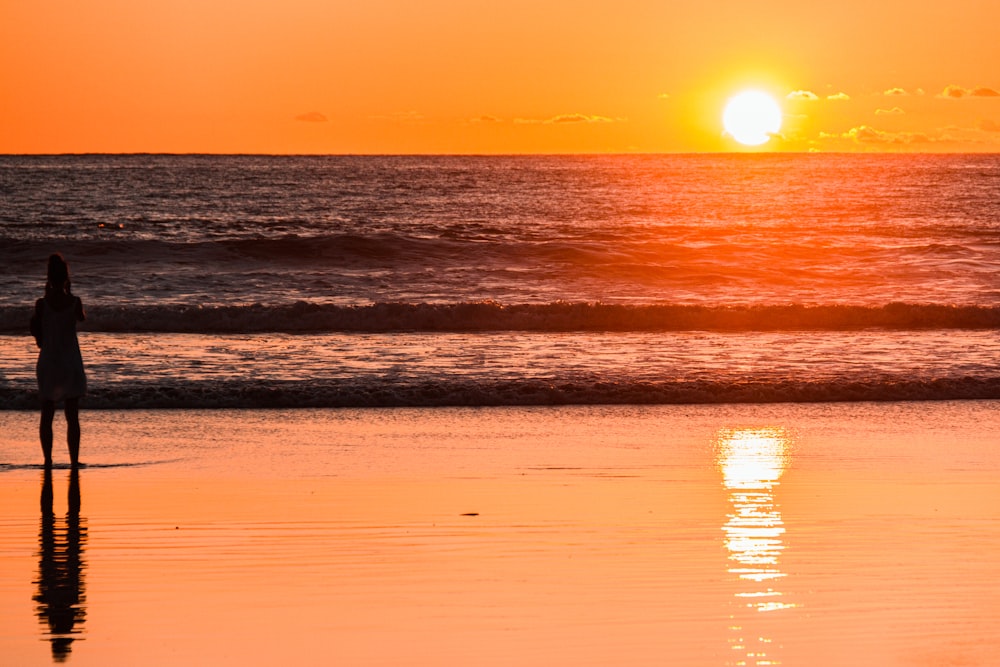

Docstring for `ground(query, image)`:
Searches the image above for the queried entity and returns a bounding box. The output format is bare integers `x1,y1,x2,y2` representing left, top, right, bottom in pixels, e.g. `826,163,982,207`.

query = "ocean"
2,153,999,408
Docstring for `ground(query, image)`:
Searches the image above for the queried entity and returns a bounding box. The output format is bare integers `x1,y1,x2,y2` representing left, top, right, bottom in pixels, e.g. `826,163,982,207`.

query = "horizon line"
4,151,1000,158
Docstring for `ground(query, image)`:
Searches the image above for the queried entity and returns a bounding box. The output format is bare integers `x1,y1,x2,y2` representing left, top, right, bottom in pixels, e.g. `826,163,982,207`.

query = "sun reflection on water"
717,427,797,666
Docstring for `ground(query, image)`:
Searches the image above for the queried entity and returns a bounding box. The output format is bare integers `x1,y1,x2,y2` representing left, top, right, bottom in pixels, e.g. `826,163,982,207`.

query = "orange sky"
3,0,999,154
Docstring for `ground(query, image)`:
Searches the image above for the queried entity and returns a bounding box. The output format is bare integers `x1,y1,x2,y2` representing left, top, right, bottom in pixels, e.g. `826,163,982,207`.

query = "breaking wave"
2,376,999,410
4,301,1000,334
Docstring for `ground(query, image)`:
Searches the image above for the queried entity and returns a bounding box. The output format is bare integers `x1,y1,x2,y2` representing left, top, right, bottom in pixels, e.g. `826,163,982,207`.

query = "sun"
722,91,783,146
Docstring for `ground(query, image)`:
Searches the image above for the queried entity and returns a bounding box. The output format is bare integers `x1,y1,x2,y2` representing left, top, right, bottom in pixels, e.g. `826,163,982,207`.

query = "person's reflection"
34,468,87,662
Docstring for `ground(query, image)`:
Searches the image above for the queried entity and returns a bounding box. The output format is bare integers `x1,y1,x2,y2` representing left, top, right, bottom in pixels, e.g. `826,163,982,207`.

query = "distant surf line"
2,378,999,410
5,302,1000,334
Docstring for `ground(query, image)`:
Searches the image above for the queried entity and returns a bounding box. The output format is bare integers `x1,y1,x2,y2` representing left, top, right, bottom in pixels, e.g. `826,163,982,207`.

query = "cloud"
550,114,617,124
841,125,931,144
884,87,910,96
469,115,502,123
787,90,819,101
514,114,622,125
939,85,1000,99
846,126,884,142
295,112,328,123
875,107,905,115
657,93,671,100
827,92,850,101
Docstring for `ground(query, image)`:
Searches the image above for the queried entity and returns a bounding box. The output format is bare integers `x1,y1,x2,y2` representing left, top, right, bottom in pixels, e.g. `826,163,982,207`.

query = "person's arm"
75,297,86,322
31,299,45,348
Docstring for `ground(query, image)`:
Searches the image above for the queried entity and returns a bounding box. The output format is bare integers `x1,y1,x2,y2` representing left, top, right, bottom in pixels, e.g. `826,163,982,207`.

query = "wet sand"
1,402,999,666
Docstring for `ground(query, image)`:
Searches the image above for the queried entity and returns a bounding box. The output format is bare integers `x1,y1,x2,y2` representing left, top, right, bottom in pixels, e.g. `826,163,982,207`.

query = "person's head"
45,253,71,296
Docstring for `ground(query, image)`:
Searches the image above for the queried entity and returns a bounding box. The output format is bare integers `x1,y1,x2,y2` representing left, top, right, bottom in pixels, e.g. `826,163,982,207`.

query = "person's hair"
45,253,72,297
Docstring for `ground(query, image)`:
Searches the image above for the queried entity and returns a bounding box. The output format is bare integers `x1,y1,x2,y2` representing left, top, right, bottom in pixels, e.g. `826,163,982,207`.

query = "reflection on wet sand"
34,469,87,662
717,427,795,666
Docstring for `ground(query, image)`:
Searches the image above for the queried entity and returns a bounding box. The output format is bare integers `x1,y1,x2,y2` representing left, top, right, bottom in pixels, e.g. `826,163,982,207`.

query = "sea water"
2,153,999,407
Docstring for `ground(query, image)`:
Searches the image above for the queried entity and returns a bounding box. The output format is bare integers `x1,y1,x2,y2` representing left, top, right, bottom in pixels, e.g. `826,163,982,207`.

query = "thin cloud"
515,114,622,125
826,92,850,101
469,115,503,123
787,90,819,101
846,126,884,142
978,119,1000,132
884,87,928,97
549,114,618,124
875,107,905,115
658,93,671,100
842,125,931,144
939,85,1000,99
295,112,328,123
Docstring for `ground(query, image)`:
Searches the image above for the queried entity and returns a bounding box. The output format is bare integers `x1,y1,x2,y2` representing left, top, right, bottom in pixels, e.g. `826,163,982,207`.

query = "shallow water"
1,403,998,665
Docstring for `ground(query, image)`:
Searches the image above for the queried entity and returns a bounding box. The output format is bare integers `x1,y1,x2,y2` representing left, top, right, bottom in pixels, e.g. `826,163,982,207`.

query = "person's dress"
36,298,86,402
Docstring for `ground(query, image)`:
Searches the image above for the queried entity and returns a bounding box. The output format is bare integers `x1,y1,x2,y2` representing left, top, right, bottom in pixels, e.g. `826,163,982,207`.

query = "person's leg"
40,400,56,467
65,398,80,467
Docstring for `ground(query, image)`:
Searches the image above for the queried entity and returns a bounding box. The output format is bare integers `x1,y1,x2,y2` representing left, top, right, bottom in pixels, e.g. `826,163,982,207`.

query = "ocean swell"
3,302,1000,334
1,376,999,409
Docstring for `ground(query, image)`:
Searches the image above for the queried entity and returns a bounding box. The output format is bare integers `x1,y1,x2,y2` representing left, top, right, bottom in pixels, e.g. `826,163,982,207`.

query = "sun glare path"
722,91,783,146
717,427,797,666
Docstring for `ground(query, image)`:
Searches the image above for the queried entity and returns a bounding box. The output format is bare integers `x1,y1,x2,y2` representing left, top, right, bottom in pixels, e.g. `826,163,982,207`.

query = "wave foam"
2,377,999,410
4,302,1000,334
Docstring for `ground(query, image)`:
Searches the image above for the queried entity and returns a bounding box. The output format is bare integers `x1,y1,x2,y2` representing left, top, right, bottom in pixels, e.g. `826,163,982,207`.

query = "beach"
2,402,998,666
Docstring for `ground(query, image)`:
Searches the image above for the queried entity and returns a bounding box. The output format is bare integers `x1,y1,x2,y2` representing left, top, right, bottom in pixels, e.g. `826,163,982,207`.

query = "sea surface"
2,153,999,408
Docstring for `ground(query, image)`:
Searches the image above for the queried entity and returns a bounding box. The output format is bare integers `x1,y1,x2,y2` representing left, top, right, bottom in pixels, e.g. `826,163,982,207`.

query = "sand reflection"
34,469,87,662
717,427,795,666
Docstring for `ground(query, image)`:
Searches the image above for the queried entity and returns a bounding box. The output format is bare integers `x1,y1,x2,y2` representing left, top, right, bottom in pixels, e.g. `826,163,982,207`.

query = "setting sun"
722,91,783,146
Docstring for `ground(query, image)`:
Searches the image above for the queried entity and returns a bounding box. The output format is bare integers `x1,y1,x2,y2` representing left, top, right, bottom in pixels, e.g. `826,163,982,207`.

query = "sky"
2,0,999,154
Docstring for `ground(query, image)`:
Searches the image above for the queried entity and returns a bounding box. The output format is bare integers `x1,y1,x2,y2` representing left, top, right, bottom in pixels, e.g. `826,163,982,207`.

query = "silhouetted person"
32,253,87,467
34,468,87,662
